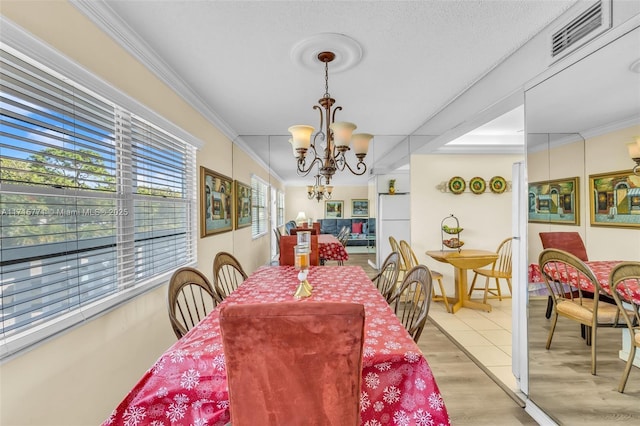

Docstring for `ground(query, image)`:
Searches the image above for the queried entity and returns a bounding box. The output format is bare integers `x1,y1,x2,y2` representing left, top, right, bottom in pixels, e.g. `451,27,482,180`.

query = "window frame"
251,174,269,239
0,22,200,360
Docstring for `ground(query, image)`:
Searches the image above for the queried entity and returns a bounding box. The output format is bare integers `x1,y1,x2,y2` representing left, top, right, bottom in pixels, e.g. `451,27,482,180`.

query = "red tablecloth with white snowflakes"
103,266,450,426
318,234,349,262
539,259,640,304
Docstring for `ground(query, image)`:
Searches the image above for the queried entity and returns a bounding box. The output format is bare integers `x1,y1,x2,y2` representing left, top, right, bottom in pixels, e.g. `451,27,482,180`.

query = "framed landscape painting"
351,199,369,217
234,180,252,229
527,177,579,225
589,169,640,228
325,200,344,219
200,167,233,237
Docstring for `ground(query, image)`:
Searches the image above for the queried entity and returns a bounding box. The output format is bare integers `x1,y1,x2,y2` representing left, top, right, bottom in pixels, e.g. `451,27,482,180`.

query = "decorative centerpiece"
441,214,464,252
293,236,312,299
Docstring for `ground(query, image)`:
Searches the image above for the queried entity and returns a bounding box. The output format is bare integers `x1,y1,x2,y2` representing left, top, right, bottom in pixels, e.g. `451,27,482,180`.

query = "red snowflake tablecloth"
318,234,349,262
540,259,640,304
103,266,450,426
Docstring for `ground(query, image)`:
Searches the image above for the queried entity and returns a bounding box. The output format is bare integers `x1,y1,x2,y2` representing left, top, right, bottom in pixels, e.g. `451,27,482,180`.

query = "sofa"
318,218,376,246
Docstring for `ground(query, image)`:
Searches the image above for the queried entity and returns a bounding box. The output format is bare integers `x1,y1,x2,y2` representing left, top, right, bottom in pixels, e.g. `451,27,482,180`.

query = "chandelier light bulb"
352,133,373,156
330,121,357,149
288,125,314,152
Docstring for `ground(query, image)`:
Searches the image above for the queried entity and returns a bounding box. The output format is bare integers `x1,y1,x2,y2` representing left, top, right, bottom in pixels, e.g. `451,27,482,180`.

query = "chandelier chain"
324,60,330,99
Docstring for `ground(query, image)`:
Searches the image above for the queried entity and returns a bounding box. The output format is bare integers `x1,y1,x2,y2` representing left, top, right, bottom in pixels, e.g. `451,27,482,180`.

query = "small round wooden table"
426,249,499,313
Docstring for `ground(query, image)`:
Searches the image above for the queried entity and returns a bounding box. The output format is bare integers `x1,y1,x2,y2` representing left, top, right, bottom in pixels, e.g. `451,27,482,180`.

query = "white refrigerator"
376,193,411,268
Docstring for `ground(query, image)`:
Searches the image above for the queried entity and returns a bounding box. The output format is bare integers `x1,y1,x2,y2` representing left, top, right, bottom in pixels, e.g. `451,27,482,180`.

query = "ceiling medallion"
290,33,363,73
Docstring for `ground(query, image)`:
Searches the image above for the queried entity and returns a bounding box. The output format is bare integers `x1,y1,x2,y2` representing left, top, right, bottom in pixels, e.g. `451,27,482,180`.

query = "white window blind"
251,175,268,237
276,190,285,227
0,47,196,357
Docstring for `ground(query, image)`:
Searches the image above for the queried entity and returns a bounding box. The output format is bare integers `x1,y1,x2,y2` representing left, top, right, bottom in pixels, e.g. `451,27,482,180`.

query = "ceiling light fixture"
288,51,372,201
627,136,640,175
307,172,333,202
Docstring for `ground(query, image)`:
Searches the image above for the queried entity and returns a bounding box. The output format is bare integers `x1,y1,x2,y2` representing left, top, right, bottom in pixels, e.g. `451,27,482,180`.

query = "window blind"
0,47,196,356
276,190,285,227
251,175,268,237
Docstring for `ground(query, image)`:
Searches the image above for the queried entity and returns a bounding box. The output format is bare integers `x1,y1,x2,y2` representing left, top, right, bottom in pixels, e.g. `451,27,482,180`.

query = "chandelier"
288,51,373,195
307,172,333,202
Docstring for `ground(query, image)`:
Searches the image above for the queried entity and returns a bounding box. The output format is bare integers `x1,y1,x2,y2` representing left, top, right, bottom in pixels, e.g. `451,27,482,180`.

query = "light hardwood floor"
346,254,537,425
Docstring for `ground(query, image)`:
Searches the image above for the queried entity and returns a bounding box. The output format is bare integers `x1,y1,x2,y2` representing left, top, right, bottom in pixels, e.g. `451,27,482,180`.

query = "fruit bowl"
443,238,465,249
442,226,463,234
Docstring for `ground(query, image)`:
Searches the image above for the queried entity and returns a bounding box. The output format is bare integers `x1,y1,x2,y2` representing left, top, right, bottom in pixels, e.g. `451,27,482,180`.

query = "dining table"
426,249,499,313
539,259,640,304
102,265,450,426
318,233,349,264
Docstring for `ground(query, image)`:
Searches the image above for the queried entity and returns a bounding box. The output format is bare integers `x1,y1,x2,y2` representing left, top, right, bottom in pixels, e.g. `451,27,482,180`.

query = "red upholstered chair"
219,302,365,426
279,235,320,266
539,232,588,261
290,227,318,235
539,232,589,319
312,221,321,235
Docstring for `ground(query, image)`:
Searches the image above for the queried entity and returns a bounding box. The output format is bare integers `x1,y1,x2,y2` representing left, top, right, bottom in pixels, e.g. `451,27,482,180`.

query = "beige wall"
0,2,273,425
285,185,369,224
410,154,524,296
527,125,640,265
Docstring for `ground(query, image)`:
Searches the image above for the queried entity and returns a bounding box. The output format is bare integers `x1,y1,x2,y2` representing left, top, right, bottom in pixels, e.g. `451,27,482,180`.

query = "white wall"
410,153,524,297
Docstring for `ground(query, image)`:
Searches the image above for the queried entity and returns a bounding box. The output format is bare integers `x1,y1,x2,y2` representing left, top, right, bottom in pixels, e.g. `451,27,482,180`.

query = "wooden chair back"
388,265,433,342
389,236,406,271
608,261,640,392
168,267,221,339
372,251,401,301
213,252,248,300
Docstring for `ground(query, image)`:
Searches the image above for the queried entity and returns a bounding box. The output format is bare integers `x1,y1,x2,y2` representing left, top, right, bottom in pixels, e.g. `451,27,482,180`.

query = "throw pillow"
352,222,363,234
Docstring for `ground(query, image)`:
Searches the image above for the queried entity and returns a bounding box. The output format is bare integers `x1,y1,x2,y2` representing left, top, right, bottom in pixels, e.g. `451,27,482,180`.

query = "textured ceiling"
76,0,579,184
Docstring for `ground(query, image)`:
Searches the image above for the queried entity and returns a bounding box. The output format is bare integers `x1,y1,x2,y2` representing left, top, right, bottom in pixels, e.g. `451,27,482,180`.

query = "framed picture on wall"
234,180,252,229
589,169,640,228
351,199,369,217
200,166,233,237
527,177,579,225
325,200,344,219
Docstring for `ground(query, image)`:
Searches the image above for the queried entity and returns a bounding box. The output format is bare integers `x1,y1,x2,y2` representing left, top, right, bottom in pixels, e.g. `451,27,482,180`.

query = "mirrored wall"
525,25,640,422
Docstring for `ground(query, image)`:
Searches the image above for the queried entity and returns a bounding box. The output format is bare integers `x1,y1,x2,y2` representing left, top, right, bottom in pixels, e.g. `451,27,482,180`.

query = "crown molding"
0,16,203,149
70,0,285,179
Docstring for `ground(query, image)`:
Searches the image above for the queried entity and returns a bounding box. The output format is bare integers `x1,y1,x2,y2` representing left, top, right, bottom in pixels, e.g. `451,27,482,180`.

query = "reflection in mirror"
525,26,640,423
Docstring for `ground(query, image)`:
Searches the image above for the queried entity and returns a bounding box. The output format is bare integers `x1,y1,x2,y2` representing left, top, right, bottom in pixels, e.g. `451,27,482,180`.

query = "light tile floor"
428,295,518,392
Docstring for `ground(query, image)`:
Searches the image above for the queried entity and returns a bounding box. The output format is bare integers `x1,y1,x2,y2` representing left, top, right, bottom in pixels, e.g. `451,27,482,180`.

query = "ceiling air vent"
550,0,611,61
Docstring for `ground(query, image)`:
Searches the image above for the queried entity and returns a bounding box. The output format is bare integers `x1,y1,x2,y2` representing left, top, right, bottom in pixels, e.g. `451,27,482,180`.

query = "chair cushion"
352,222,363,234
557,298,624,324
220,302,365,425
635,330,640,346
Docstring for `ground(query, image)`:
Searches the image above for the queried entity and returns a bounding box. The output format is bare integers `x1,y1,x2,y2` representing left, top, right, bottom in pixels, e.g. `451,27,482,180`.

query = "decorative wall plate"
448,176,466,194
469,177,486,194
489,176,507,194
